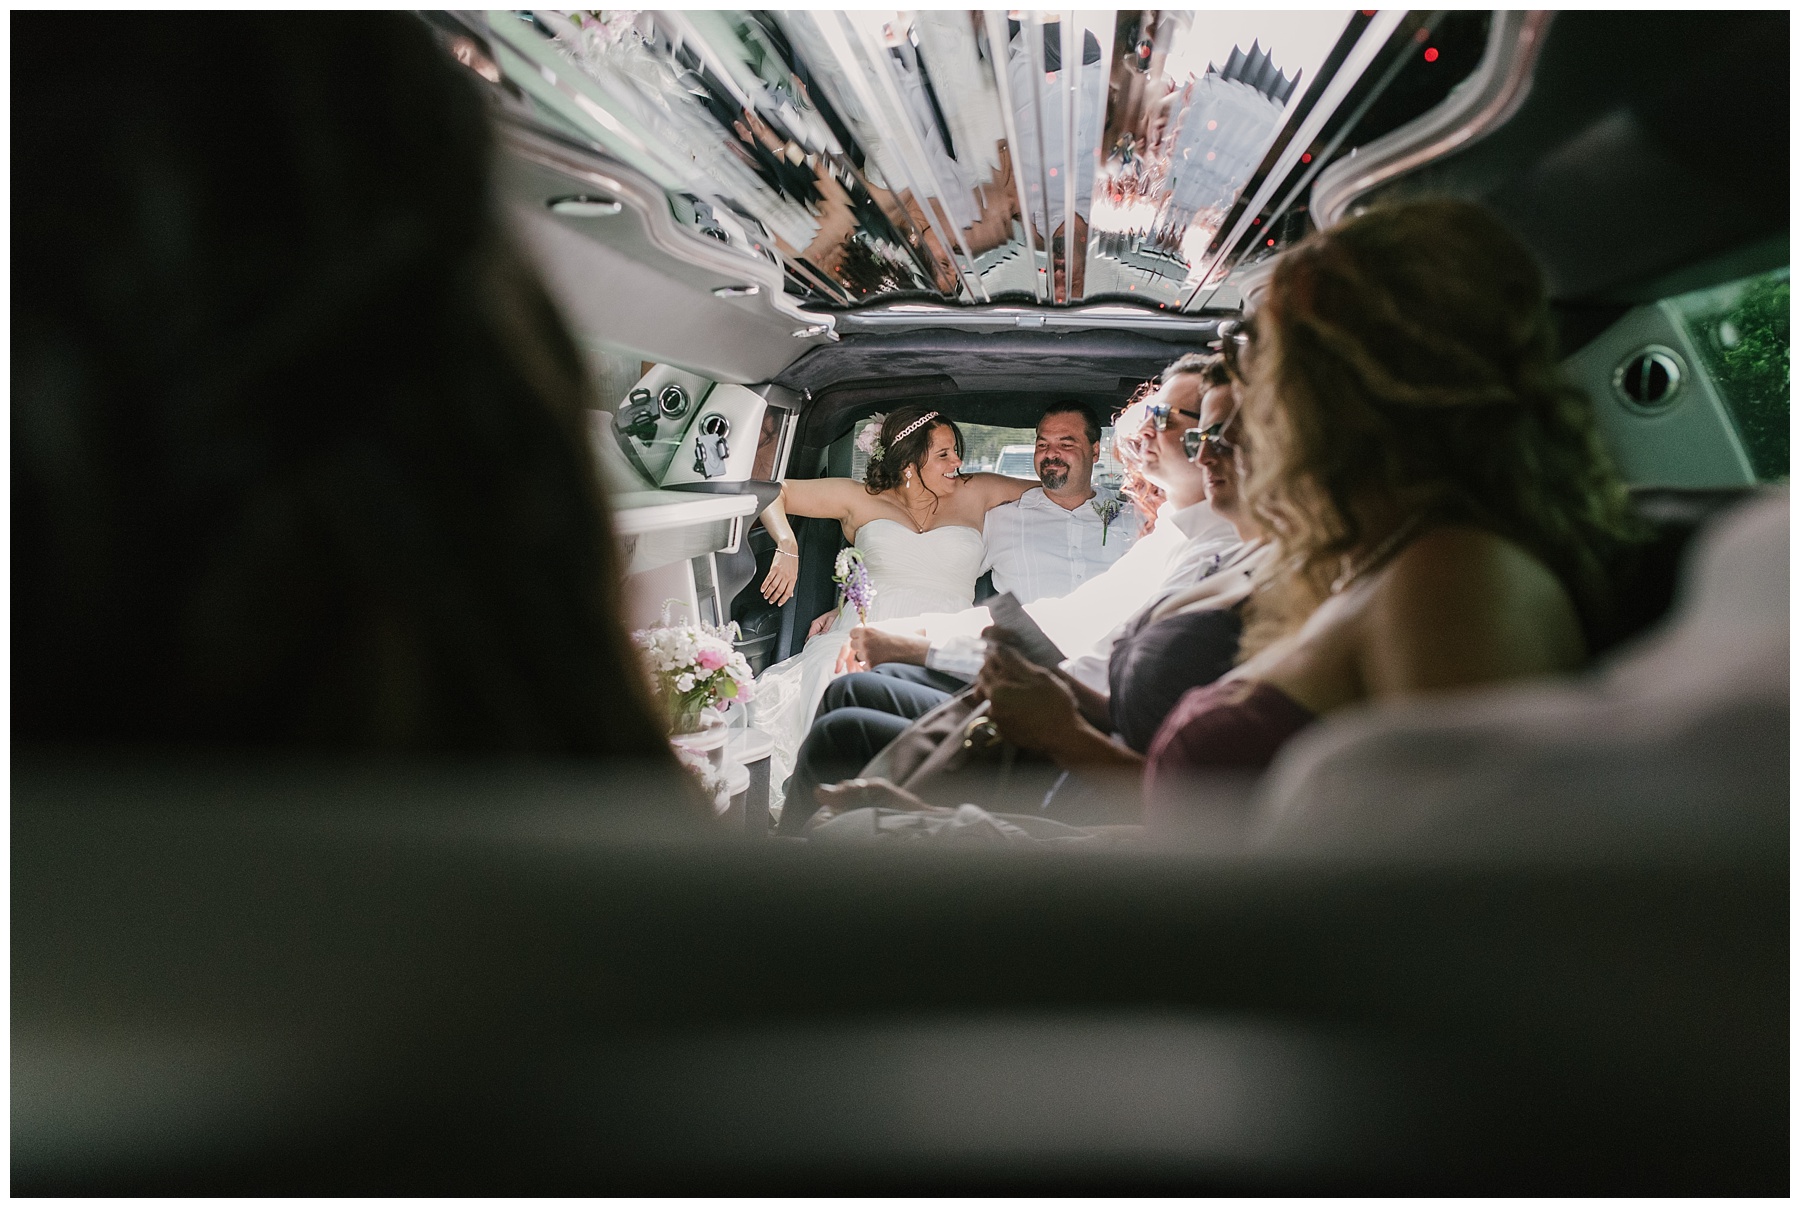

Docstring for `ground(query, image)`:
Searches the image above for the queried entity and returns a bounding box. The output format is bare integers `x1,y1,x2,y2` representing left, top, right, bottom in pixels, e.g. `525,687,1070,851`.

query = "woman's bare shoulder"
1380,526,1563,603
1362,524,1585,689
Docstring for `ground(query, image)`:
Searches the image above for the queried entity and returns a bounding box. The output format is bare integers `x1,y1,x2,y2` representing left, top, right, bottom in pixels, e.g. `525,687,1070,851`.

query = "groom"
809,401,1137,647
825,401,1138,686
980,401,1140,605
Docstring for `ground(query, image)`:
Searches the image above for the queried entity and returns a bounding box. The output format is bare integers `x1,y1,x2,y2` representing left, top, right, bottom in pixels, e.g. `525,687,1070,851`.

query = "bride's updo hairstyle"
1237,199,1641,656
862,403,965,496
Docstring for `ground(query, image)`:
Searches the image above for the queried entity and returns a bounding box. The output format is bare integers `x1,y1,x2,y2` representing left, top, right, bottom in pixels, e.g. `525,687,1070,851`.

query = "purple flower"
833,547,877,624
1091,491,1126,544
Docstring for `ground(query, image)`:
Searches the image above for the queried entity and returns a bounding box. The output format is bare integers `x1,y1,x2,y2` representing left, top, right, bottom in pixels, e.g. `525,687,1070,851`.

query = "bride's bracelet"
774,549,799,562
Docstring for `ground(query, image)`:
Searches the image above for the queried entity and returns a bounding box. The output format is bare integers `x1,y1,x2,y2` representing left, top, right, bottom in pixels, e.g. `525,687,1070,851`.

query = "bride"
749,404,1037,815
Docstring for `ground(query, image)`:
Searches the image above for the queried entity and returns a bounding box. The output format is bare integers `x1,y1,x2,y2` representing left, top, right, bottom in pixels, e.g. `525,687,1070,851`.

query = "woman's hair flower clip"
856,413,887,462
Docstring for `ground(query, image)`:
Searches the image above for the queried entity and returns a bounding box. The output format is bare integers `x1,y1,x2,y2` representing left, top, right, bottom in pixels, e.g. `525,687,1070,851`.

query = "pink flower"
695,647,728,671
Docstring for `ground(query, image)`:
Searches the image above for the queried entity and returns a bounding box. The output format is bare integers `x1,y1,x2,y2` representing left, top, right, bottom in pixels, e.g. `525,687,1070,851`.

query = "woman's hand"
807,608,840,641
976,638,1086,756
760,547,799,605
813,777,944,817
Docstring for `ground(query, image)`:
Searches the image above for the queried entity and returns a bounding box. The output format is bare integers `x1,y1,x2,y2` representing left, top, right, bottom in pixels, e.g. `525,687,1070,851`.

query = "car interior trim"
501,119,833,342
1180,10,1407,310
1310,11,1554,232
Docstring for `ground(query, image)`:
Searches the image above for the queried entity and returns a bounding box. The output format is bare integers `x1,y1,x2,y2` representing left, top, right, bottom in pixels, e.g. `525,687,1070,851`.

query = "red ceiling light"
1300,152,1312,163
1266,238,1275,246
1423,46,1439,62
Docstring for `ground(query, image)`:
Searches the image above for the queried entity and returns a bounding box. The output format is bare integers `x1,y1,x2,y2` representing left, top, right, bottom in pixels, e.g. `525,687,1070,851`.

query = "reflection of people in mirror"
751,408,784,481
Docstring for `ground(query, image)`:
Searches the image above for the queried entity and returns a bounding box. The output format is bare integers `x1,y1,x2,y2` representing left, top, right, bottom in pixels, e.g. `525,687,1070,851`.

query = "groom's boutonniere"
1090,491,1126,544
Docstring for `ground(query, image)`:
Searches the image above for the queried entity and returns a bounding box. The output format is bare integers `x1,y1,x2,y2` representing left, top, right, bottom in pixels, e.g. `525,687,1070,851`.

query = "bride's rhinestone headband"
891,410,941,445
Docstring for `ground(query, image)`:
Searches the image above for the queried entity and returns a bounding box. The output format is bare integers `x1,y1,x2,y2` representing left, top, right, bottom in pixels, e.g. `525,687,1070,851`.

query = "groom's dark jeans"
778,664,968,834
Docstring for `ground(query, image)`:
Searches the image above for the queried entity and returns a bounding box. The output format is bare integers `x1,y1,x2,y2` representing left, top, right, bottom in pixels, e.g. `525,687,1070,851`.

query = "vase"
670,714,730,774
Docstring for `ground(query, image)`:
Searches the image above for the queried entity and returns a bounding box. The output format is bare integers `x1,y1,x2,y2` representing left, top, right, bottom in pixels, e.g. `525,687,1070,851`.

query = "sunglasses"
1217,316,1257,383
1183,423,1238,461
1146,401,1202,431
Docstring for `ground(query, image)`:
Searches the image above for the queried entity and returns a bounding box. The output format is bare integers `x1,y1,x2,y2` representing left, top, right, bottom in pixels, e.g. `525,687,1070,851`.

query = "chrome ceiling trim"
1061,13,1080,302
1022,12,1060,300
824,302,1222,336
809,11,980,301
485,10,1363,311
763,10,941,298
1182,9,1407,310
657,12,757,121
1072,9,1115,301
1217,13,1447,294
1311,11,1554,231
843,13,990,301
483,12,681,187
1219,254,1278,311
499,117,834,339
982,9,1049,302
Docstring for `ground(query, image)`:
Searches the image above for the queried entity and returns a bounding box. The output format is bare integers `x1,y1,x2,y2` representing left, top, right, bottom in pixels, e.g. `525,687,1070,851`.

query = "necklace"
1330,511,1431,596
890,486,938,533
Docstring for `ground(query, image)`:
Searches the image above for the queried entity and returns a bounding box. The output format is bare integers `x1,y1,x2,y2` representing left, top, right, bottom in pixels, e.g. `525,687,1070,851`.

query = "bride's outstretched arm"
960,471,1039,510
756,477,866,605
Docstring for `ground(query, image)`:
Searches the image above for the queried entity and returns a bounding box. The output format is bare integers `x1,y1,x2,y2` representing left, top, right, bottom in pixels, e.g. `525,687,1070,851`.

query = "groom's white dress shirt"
981,487,1141,605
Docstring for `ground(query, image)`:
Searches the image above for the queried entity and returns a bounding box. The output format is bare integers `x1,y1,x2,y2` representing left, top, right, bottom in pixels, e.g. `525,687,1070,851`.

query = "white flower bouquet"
631,619,755,735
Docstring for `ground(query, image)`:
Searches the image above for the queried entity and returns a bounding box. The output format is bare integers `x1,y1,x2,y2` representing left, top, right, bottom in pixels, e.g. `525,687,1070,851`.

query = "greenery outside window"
1669,267,1790,482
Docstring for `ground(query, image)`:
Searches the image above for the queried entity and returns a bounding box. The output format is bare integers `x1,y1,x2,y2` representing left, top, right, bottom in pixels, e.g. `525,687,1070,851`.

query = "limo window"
1669,267,1790,482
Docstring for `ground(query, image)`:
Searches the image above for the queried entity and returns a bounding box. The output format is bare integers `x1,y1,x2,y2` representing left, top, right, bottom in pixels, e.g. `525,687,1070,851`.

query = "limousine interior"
14,8,1788,1194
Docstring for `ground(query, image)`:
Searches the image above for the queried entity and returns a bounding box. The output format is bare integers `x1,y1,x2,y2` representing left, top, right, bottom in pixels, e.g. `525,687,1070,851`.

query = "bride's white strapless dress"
750,518,986,816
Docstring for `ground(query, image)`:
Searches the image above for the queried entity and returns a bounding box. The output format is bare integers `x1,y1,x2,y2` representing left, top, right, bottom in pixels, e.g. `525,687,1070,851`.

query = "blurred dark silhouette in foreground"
13,12,674,765
7,11,1786,1197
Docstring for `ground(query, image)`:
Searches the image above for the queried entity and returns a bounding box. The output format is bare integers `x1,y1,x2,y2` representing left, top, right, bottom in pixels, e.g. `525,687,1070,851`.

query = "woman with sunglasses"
968,380,1273,794
1141,199,1642,815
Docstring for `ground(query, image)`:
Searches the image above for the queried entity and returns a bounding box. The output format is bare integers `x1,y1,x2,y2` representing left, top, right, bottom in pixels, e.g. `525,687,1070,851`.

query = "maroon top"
1143,679,1316,799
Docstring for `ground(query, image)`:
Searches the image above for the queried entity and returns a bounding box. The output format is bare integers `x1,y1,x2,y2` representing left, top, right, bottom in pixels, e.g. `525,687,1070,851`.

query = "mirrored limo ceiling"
470,10,1490,315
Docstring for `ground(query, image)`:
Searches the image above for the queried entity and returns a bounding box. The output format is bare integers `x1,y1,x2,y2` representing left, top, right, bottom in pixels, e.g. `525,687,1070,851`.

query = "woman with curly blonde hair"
1144,199,1644,794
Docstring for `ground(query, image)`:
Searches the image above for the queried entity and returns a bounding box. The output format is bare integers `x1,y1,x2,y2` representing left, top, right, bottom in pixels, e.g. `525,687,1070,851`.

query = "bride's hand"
807,609,840,641
760,547,799,605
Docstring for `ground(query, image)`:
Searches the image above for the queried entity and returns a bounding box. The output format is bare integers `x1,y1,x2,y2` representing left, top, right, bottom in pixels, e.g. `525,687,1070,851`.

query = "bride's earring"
904,468,912,481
